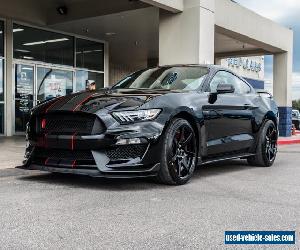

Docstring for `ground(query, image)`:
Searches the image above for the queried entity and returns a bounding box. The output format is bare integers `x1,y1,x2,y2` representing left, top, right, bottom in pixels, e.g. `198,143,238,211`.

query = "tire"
157,118,198,185
292,121,299,130
247,120,278,167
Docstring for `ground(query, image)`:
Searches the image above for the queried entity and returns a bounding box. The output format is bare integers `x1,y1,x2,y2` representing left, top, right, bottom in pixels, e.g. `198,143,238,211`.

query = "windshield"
112,66,209,91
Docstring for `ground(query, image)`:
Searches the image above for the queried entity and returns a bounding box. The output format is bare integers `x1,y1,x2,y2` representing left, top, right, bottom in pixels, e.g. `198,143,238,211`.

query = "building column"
5,19,13,136
159,0,215,65
273,51,293,137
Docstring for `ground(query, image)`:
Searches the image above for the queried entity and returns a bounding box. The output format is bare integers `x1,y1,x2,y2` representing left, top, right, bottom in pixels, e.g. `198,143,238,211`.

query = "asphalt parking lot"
0,139,299,249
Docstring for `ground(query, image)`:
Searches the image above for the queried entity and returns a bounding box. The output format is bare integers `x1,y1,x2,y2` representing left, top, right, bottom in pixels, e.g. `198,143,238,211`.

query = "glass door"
15,64,34,133
0,58,4,134
13,63,75,134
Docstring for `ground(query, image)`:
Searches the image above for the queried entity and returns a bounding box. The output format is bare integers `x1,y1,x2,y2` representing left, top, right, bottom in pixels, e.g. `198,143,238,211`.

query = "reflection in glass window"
13,24,74,66
76,39,104,71
0,59,3,101
37,68,73,101
76,70,104,92
15,64,34,132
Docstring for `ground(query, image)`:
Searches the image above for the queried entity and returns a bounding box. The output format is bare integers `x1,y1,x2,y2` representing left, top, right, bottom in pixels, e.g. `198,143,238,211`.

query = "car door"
203,70,256,156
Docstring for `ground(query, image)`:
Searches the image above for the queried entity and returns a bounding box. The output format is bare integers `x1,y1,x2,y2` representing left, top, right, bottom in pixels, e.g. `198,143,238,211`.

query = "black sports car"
19,65,279,185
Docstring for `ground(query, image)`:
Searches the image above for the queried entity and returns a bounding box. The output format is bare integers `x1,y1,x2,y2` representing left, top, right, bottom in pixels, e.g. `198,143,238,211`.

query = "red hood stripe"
72,93,95,112
44,97,64,113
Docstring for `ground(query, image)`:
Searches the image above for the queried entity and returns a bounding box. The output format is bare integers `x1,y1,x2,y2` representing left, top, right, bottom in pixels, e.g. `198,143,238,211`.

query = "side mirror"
216,83,235,94
208,83,235,104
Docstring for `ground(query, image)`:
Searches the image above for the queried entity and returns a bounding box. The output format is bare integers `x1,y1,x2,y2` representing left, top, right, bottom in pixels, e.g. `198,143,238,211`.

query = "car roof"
158,64,232,72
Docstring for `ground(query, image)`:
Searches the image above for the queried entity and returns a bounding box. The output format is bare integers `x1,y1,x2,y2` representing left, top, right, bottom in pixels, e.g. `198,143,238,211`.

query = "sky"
235,0,300,100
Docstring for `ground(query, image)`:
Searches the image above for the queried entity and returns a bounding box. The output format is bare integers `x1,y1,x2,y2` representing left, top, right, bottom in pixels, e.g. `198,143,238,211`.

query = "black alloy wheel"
247,120,278,167
265,124,277,162
157,118,198,185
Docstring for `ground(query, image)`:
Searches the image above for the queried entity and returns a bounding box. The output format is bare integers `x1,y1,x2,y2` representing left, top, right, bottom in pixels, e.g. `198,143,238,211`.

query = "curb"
278,139,300,145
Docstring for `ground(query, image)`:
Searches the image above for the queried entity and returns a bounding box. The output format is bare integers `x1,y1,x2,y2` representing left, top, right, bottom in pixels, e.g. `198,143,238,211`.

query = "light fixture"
22,67,33,71
23,56,34,60
105,32,116,36
75,49,102,54
13,28,24,33
56,6,68,15
14,49,30,53
23,38,69,46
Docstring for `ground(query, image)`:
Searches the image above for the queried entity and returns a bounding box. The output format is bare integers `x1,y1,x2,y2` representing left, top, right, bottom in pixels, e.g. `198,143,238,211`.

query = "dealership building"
0,0,294,137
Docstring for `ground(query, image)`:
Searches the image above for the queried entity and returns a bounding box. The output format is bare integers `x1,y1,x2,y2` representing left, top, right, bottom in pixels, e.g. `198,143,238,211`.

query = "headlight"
112,109,161,124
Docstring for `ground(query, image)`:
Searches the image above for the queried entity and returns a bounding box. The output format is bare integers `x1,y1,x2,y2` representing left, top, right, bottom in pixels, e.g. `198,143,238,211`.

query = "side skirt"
198,153,255,166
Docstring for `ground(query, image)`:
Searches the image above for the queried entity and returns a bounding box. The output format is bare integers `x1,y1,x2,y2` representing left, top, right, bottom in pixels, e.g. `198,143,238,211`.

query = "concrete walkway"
0,136,25,169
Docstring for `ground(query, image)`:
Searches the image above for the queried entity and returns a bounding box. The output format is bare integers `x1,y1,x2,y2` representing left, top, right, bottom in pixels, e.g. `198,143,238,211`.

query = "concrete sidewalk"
0,136,25,169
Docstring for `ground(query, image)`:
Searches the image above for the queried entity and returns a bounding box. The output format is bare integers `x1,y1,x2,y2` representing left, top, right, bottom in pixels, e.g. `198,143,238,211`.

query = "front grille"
36,113,105,135
106,144,148,160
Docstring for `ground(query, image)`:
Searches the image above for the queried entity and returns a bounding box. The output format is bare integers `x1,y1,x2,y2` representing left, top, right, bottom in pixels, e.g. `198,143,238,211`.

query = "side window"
209,71,237,93
209,71,251,94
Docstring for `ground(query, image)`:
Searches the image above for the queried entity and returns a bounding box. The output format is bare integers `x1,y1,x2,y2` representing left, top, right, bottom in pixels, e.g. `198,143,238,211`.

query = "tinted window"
13,24,74,66
209,71,251,94
0,21,4,57
114,67,209,91
76,39,104,71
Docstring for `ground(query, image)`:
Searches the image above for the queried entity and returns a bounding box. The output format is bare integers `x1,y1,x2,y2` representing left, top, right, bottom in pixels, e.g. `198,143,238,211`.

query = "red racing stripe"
72,160,77,169
72,93,95,112
45,97,63,113
44,158,49,165
71,132,77,151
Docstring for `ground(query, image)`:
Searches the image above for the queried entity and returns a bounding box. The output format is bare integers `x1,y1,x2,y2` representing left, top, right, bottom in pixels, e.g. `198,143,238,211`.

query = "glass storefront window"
0,21,4,133
13,24,74,66
15,64,34,132
76,39,104,72
37,67,73,102
0,21,4,57
0,59,3,101
76,70,104,92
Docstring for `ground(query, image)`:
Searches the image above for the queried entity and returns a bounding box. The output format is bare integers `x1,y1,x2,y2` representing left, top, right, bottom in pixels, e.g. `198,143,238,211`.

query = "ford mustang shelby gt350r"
19,65,279,185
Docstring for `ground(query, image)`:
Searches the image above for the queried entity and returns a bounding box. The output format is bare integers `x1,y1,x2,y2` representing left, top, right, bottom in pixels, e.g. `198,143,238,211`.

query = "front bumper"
21,119,165,178
17,163,160,178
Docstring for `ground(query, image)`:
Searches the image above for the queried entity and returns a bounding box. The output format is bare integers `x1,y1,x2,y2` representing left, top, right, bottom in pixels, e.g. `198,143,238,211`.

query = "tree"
292,100,300,111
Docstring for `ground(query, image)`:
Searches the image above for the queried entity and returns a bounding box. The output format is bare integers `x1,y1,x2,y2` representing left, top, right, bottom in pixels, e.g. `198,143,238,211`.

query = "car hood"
35,88,176,114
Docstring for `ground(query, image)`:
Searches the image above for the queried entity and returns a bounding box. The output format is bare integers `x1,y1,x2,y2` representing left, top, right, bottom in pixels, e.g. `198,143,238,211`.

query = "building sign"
226,58,262,73
220,56,264,81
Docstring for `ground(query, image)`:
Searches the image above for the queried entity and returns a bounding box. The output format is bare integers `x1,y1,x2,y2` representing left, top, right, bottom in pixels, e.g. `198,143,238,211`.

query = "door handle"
244,104,259,110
